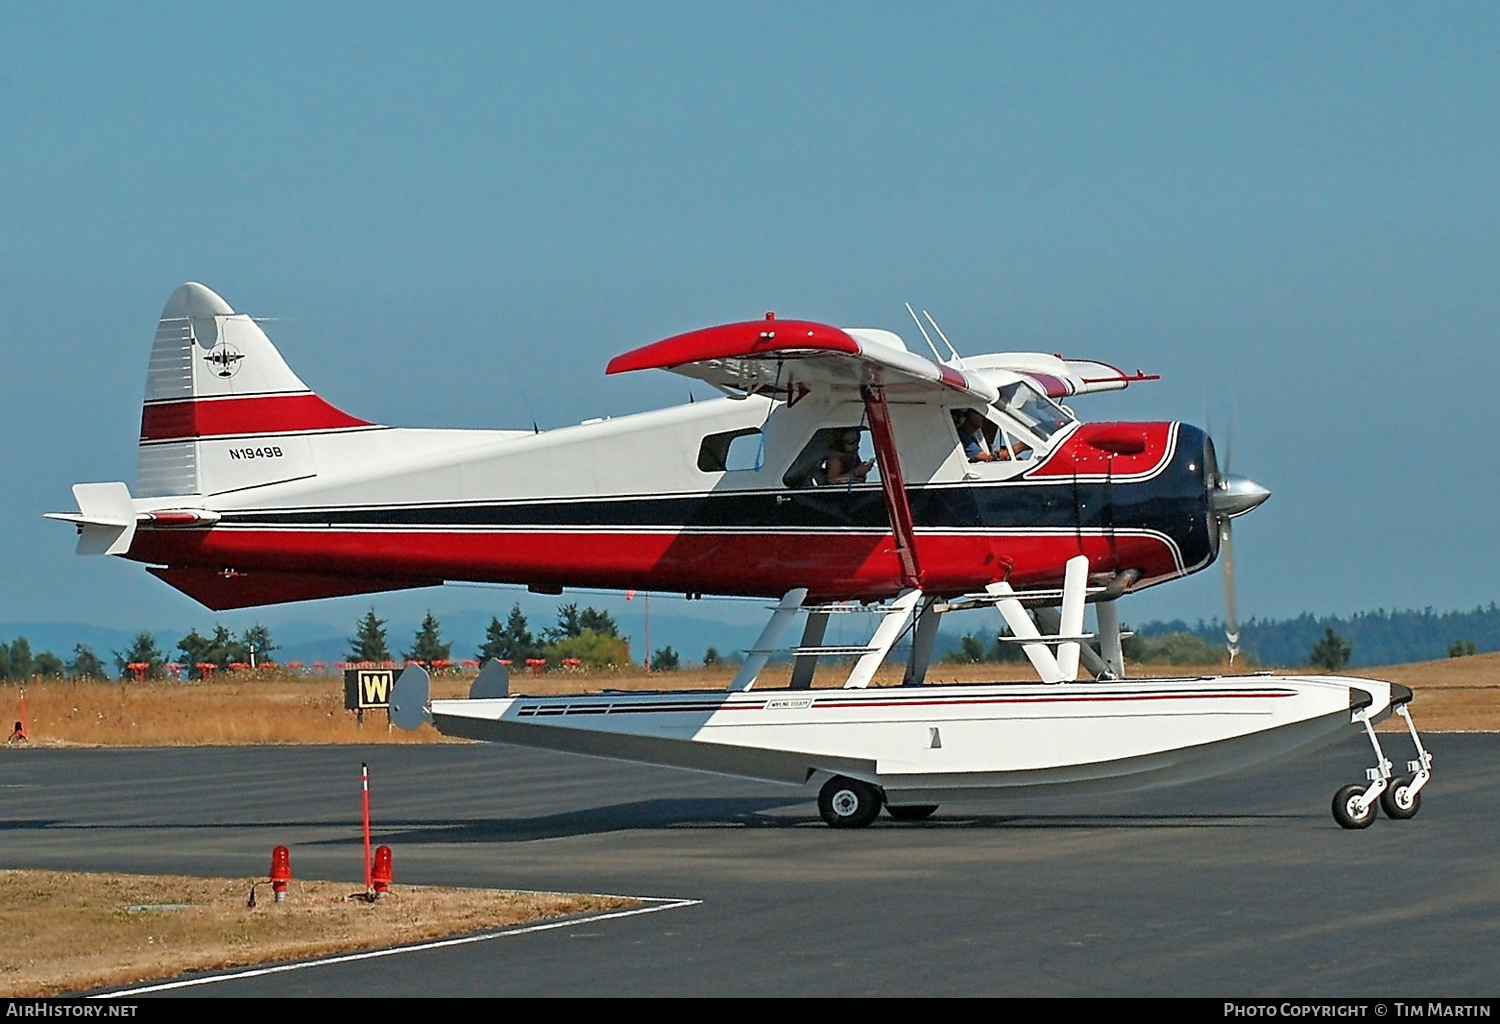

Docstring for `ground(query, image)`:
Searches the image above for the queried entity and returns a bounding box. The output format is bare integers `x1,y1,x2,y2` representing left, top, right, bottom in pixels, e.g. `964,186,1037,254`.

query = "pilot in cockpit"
956,408,1030,463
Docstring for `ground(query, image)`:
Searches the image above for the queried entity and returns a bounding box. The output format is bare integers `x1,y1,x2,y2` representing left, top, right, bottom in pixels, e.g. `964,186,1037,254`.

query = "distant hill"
1137,604,1500,668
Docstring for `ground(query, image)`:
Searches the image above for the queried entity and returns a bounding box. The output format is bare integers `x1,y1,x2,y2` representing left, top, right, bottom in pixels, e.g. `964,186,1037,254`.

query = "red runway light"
270,844,292,902
371,845,393,895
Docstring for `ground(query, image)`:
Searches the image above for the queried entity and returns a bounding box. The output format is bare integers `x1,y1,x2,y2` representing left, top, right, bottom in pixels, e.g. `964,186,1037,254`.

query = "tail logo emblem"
204,344,245,378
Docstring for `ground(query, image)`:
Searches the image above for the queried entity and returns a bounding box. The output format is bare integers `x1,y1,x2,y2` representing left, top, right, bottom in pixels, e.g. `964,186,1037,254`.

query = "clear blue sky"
3,4,1497,641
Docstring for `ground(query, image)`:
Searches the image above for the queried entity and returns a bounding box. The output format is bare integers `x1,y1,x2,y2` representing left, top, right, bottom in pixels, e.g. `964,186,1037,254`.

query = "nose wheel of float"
1379,775,1422,819
1332,701,1433,829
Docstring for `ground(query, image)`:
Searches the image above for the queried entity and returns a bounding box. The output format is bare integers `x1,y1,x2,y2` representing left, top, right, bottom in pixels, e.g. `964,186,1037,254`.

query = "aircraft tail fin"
137,282,378,497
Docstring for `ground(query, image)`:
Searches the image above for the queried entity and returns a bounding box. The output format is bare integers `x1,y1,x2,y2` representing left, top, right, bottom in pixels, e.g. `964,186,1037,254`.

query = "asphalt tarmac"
1,731,1495,997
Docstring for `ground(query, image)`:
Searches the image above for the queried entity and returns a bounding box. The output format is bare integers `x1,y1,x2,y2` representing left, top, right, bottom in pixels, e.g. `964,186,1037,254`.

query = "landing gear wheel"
818,776,883,828
1332,783,1377,830
1379,775,1421,819
887,804,938,821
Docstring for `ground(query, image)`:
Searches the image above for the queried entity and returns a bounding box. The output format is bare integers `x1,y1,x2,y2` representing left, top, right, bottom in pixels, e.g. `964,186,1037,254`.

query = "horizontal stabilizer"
147,566,441,610
45,482,138,556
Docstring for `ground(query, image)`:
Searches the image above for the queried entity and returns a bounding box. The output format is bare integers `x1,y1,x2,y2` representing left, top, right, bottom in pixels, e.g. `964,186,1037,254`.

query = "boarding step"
733,587,924,692
744,644,878,657
937,587,1110,613
769,601,902,615
997,633,1094,644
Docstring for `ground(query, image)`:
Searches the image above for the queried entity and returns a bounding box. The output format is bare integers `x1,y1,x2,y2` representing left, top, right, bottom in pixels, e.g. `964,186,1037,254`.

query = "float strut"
1351,709,1393,815
1394,703,1434,801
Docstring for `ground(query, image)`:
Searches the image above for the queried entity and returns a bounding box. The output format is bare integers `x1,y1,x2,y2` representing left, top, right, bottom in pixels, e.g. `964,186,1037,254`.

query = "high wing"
606,316,1156,403
960,352,1158,400
606,317,999,405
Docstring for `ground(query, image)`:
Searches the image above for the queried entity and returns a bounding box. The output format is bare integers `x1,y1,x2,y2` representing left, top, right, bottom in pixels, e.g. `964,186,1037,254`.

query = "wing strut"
861,385,921,589
985,554,1094,684
729,588,808,692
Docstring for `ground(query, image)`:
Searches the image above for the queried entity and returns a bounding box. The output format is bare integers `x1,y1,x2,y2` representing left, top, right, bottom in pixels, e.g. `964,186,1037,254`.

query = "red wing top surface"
607,317,999,405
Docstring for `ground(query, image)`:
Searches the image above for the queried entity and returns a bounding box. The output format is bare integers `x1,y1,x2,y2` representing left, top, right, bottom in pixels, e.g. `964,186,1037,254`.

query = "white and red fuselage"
105,283,1218,612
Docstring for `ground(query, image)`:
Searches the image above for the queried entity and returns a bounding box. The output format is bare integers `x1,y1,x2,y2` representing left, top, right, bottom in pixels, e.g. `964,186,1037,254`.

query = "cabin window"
783,426,876,488
996,382,1072,441
697,427,763,473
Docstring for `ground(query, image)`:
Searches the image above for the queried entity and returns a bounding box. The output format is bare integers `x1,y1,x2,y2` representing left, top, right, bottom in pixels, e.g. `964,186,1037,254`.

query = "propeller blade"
1225,397,1238,475
1220,517,1240,664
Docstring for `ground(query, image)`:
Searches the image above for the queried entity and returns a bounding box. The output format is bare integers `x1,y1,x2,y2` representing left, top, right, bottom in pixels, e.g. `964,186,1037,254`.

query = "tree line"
0,638,103,681
944,622,1407,672
347,603,681,672
1138,603,1500,668
13,597,1493,683
0,601,687,682
1,623,293,682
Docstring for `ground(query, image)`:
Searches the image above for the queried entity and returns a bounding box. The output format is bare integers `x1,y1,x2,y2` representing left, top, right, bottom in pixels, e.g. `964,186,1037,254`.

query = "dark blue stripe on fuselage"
219,426,1215,568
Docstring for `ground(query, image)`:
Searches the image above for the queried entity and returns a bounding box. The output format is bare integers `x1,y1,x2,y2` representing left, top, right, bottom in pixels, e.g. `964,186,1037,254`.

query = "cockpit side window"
996,382,1073,441
952,408,1034,463
783,426,876,488
697,427,763,473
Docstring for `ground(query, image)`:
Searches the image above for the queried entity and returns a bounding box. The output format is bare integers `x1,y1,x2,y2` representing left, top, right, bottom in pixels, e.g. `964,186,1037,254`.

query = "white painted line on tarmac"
95,897,703,996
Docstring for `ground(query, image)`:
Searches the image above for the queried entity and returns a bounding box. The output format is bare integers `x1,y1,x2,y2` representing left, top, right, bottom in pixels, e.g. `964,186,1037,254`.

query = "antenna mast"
922,310,963,363
905,303,945,363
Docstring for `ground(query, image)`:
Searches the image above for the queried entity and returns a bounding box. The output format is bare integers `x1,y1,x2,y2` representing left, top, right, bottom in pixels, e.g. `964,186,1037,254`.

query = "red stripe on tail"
141,394,374,442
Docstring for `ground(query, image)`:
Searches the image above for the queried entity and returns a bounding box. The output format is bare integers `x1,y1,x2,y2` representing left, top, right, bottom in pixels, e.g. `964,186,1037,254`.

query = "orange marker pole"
361,762,372,895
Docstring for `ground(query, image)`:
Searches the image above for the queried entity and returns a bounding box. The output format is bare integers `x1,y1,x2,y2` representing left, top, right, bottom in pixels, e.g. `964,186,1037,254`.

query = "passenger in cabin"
824,429,875,484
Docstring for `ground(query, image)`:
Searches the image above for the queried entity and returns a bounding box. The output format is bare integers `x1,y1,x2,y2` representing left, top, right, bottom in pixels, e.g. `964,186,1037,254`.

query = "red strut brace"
860,385,922,590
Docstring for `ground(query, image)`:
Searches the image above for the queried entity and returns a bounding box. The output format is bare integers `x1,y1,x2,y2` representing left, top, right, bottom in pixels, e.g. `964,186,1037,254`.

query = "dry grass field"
0,869,630,997
1346,652,1500,732
2,652,1495,746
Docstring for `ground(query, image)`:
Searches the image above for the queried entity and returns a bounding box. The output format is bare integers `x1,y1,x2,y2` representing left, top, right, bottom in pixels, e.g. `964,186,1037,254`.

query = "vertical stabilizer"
137,283,376,497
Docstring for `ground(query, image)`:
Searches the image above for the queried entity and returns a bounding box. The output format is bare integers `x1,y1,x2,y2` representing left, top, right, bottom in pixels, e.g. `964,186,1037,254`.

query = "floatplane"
50,283,1431,828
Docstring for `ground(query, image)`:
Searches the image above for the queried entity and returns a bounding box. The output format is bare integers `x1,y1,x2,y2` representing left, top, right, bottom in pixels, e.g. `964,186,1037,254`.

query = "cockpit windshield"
996,381,1073,441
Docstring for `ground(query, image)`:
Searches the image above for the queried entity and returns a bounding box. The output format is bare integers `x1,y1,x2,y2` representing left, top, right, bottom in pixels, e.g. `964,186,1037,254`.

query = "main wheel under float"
818,776,883,829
